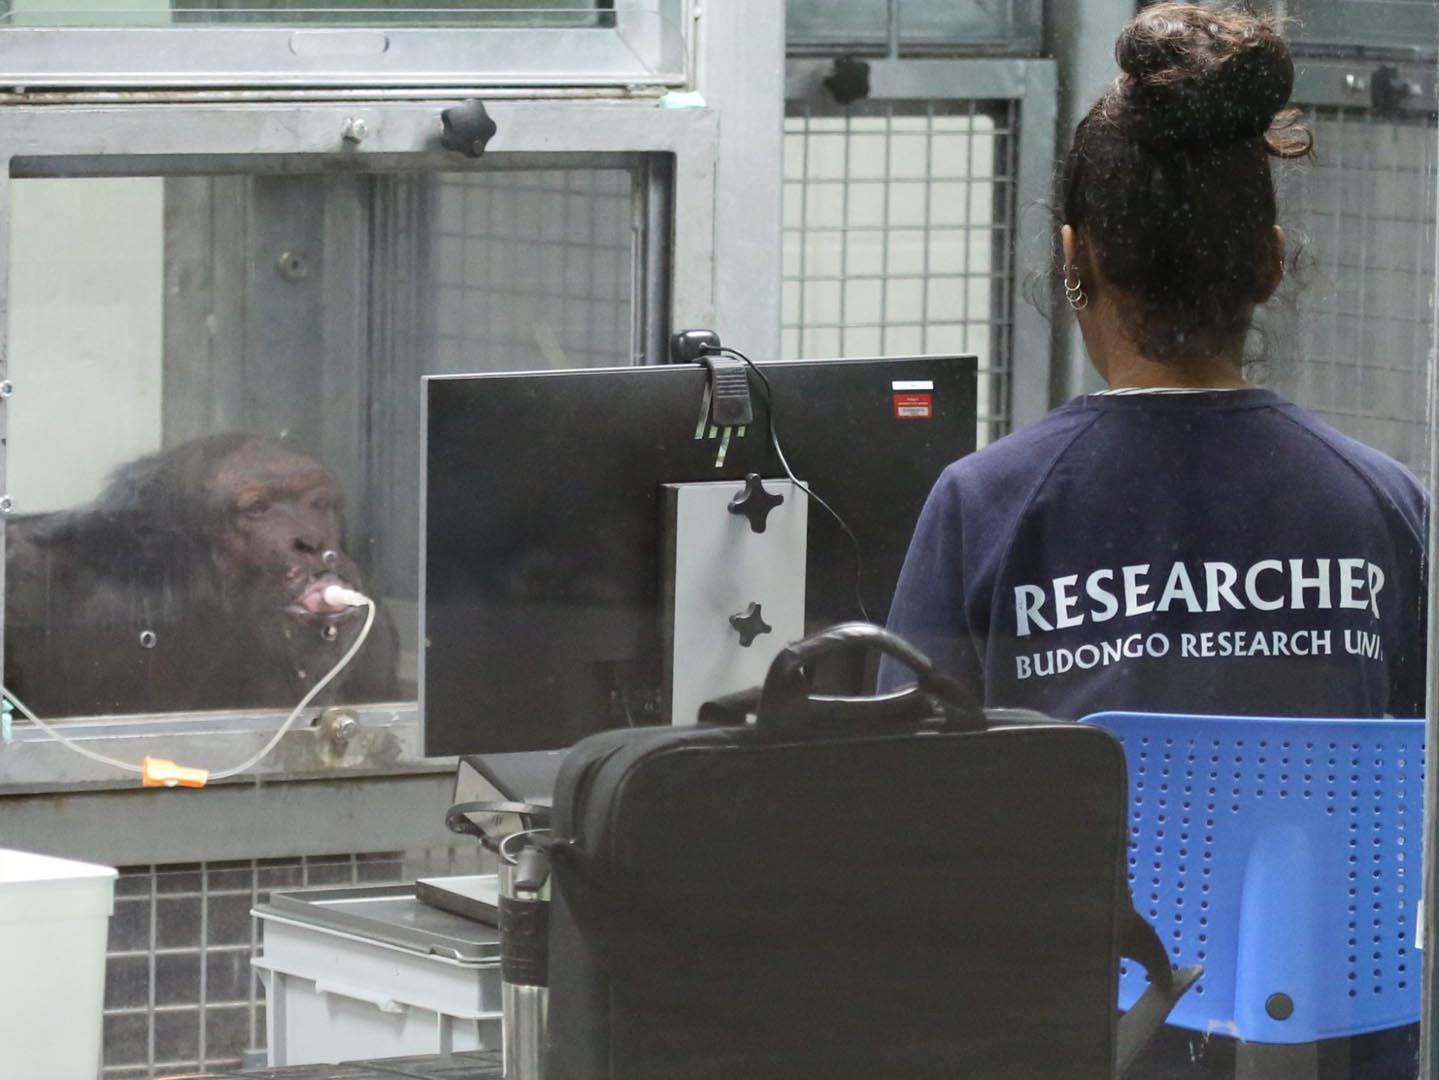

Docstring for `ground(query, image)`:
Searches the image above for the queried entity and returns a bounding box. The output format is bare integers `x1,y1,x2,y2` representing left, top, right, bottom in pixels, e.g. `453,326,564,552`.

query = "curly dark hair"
1063,3,1312,364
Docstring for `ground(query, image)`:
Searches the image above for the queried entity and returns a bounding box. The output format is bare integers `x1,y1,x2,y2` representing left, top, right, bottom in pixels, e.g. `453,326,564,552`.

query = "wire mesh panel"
101,848,485,1078
424,169,636,374
370,165,639,621
150,164,645,697
1262,108,1438,481
782,99,1017,445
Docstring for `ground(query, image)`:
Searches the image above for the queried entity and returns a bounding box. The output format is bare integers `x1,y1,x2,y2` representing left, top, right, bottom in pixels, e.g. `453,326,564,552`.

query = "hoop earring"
1063,264,1088,311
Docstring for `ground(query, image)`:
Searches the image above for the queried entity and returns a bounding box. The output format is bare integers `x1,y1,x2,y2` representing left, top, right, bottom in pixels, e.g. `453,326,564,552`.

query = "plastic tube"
3,590,376,785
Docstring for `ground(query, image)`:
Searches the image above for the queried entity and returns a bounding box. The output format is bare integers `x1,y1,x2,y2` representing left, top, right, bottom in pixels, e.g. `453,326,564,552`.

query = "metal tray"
256,883,500,963
415,875,500,927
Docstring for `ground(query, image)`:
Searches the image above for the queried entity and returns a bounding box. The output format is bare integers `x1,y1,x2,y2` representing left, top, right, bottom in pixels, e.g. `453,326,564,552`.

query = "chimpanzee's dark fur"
4,433,398,717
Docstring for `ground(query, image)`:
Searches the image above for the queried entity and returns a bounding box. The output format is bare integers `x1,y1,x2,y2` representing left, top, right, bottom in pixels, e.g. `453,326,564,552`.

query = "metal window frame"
1285,0,1437,61
1422,66,1439,1080
1292,56,1438,115
0,0,690,90
784,57,1057,430
786,0,1044,58
0,97,717,795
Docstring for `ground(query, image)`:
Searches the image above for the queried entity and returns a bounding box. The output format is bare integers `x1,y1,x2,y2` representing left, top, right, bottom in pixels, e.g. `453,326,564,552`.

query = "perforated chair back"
1081,712,1422,1044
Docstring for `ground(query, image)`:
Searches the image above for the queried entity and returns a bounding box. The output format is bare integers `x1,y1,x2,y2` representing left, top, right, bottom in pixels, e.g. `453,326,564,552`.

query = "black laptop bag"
545,624,1196,1080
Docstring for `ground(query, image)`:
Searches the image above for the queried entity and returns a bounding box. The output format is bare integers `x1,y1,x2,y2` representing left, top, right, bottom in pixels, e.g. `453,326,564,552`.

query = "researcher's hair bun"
1114,3,1304,154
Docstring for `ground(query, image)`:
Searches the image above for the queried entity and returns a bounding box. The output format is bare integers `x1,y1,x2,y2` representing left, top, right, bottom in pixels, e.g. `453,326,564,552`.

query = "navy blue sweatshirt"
880,389,1428,719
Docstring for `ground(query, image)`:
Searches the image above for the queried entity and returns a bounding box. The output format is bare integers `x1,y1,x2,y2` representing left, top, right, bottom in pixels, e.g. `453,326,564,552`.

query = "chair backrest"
1081,712,1422,1044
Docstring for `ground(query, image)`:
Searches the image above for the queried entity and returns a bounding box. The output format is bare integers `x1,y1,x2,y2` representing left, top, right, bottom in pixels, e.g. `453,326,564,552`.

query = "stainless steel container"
499,830,551,1080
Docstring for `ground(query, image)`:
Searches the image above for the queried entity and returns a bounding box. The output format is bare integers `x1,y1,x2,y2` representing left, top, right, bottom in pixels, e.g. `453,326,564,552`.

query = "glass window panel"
0,2,688,89
0,0,605,29
5,163,643,720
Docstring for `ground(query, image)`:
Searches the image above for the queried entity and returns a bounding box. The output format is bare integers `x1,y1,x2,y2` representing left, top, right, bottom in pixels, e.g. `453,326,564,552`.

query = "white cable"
209,593,375,780
5,690,145,773
2,587,376,783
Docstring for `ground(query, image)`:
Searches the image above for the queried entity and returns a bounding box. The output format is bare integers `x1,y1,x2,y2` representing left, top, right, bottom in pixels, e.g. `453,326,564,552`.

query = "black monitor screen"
421,354,977,755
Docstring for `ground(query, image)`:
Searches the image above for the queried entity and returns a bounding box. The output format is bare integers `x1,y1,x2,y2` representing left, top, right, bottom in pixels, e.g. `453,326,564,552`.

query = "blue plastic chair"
1080,712,1422,1051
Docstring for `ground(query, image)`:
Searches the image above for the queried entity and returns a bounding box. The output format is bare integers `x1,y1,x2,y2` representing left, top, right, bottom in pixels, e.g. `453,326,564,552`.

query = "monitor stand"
662,476,808,726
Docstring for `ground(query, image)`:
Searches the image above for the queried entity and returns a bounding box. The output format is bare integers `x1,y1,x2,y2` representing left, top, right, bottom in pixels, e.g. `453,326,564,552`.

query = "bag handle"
757,622,983,738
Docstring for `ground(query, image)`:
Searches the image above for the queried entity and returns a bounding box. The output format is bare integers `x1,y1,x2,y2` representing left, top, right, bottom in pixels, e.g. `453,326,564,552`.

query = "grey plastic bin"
253,882,502,1067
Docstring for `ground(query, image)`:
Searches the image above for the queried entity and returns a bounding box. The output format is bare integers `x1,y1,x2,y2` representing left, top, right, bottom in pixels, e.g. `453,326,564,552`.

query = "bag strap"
1115,901,1203,1077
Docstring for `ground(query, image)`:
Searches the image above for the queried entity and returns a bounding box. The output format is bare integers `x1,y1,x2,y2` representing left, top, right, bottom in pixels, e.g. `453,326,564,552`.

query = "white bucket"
0,849,117,1080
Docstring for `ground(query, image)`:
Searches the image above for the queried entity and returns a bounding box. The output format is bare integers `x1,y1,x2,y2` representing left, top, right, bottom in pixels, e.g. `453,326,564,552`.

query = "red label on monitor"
893,392,933,419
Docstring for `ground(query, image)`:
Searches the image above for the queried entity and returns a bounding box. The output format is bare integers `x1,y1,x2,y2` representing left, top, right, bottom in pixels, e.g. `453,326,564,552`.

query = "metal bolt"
0,496,14,513
322,710,360,745
0,381,15,398
342,117,369,144
322,549,339,569
139,630,157,649
276,251,310,282
322,624,339,641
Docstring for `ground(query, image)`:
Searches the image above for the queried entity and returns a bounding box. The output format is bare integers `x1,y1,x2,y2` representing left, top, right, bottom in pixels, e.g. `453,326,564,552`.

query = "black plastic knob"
728,474,784,534
729,603,772,648
1371,66,1410,115
824,56,871,106
440,100,498,158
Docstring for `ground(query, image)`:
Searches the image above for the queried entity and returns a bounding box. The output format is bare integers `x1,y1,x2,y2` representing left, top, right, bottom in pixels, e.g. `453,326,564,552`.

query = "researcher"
880,3,1426,725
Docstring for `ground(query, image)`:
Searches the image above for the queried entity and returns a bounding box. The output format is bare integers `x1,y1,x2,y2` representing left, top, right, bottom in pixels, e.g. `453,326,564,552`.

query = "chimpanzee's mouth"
287,572,362,620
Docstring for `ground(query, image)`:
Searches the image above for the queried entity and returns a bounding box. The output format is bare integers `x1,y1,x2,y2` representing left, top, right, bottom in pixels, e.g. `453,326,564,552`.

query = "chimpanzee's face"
206,440,364,624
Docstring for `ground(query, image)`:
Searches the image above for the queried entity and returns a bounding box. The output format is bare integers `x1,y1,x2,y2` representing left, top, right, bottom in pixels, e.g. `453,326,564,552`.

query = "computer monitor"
420,354,977,756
